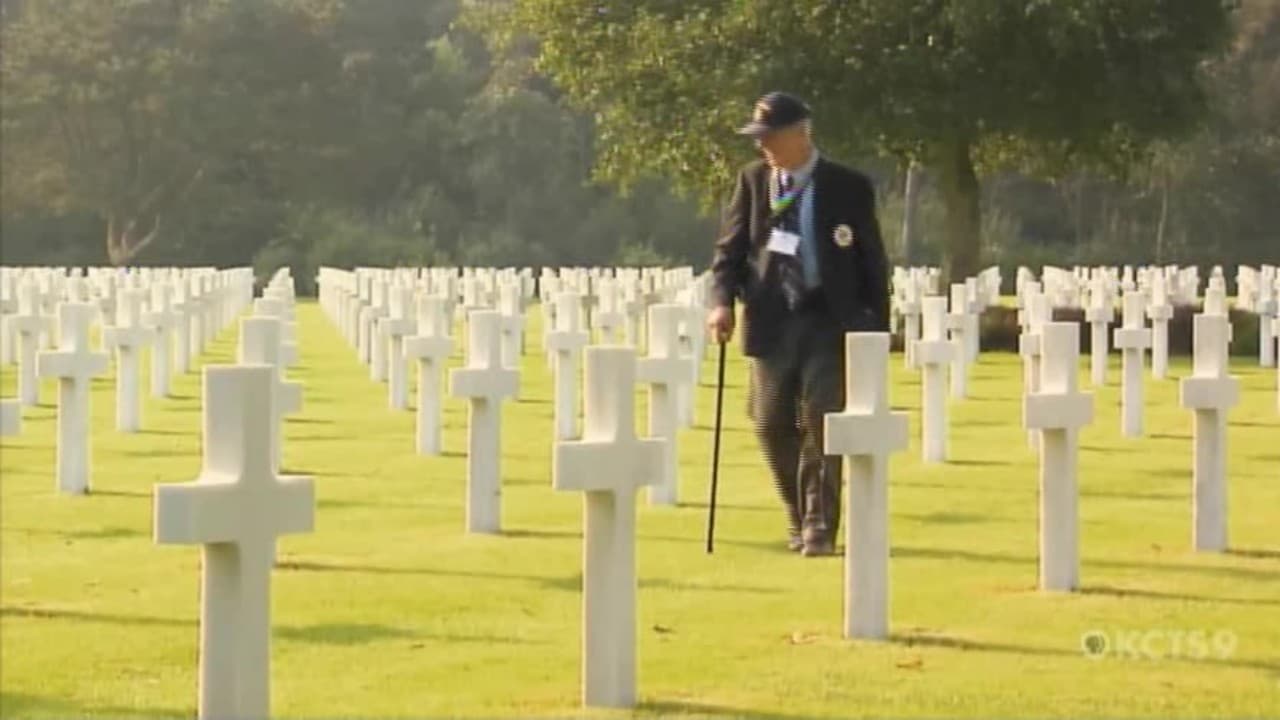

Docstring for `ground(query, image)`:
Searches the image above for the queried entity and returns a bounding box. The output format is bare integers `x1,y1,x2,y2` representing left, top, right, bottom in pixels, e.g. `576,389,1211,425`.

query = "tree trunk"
933,139,981,286
900,160,922,267
1155,172,1169,265
105,213,160,266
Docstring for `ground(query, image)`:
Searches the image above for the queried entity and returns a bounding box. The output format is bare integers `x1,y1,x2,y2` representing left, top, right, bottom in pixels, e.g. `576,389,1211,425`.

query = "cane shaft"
706,341,727,554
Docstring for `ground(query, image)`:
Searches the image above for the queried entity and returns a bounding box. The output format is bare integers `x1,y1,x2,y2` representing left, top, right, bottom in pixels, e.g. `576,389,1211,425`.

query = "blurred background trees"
1,0,1276,293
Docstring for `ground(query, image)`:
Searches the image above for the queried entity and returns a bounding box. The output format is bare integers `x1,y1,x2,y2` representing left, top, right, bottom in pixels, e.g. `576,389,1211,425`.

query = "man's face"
756,123,810,169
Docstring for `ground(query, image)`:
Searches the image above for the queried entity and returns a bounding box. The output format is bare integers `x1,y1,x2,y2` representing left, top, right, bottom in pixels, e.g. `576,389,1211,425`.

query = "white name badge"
767,229,801,256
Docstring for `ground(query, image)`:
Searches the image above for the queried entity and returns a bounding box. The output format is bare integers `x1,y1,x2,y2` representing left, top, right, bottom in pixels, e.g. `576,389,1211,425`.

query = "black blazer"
710,157,891,358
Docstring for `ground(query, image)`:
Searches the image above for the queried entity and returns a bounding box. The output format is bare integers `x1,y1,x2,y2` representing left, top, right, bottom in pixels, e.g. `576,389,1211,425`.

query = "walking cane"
706,339,727,554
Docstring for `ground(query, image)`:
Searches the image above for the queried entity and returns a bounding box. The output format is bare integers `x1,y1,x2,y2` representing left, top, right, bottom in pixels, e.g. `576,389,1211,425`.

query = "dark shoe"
801,536,835,557
787,532,804,552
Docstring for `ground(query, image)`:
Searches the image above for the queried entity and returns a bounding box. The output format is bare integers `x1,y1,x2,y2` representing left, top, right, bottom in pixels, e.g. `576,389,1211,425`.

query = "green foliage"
494,0,1236,280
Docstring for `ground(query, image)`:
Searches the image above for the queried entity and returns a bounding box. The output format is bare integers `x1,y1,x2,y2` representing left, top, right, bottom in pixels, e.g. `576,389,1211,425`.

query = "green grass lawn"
2,301,1278,718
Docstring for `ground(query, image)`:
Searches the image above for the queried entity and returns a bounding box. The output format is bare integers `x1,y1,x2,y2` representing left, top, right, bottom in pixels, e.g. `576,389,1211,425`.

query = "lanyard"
770,170,813,219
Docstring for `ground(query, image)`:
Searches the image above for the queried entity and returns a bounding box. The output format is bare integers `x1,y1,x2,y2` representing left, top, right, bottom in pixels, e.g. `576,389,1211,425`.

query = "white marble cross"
1258,280,1276,369
0,398,21,436
1019,291,1050,448
946,283,970,399
1147,275,1174,379
545,292,589,440
382,286,417,410
404,293,453,456
37,303,109,494
9,281,49,406
1179,314,1239,552
253,297,299,368
449,310,519,533
553,346,663,708
144,282,179,398
238,317,302,471
899,292,922,370
187,275,209,361
1202,286,1234,343
824,333,909,639
1084,280,1113,387
636,304,688,505
1113,291,1151,438
172,280,195,375
104,289,153,432
592,280,625,345
497,282,526,375
153,365,314,720
915,296,953,463
1023,322,1093,591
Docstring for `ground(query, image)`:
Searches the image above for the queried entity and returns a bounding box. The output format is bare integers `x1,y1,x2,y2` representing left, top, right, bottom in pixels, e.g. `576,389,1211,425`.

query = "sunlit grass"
2,301,1278,718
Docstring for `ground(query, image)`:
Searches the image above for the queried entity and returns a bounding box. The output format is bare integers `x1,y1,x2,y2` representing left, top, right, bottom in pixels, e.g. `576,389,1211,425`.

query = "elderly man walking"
707,92,890,556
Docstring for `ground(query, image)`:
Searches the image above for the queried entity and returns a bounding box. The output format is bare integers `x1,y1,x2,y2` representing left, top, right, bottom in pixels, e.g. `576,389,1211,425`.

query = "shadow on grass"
1080,489,1183,502
2,605,192,627
895,511,1007,525
274,622,418,645
135,427,189,437
891,630,1070,658
1079,444,1141,454
637,700,816,719
1149,432,1191,441
0,693,188,720
1080,584,1280,607
277,558,579,592
946,458,1018,468
1228,548,1280,560
680,501,776,514
86,488,151,499
286,416,333,425
503,528,580,540
10,525,141,540
896,545,1276,580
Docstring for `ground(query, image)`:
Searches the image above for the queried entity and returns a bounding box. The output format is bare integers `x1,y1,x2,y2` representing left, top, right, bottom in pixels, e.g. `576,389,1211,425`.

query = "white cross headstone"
1019,291,1049,448
449,310,519,534
498,282,526,376
915,296,952,463
946,283,970,399
382,286,417,410
0,398,20,436
1147,276,1174,380
545,292,589,440
237,317,302,471
172,280,195,375
1113,291,1151,438
404,294,453,456
824,333,908,639
1023,322,1093,591
552,346,663,708
9,281,49,407
1203,286,1234,344
1258,282,1276,369
1179,314,1239,552
1084,281,1113,387
144,282,179,398
153,365,314,720
636,304,689,506
103,289,153,432
37,303,109,494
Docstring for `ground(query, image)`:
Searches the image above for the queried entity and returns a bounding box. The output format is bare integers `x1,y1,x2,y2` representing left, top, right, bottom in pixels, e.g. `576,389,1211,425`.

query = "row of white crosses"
549,328,913,708
0,266,254,493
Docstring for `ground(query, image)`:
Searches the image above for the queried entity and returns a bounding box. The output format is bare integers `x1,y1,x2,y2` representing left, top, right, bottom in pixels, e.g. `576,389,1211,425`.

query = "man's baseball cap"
736,91,812,137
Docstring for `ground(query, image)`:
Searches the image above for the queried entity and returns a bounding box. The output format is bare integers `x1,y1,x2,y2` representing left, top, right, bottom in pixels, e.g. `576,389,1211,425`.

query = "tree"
0,0,345,265
489,0,1234,281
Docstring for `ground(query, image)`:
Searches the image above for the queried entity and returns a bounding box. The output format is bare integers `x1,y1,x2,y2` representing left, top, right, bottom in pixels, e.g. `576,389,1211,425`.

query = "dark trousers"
748,304,845,541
